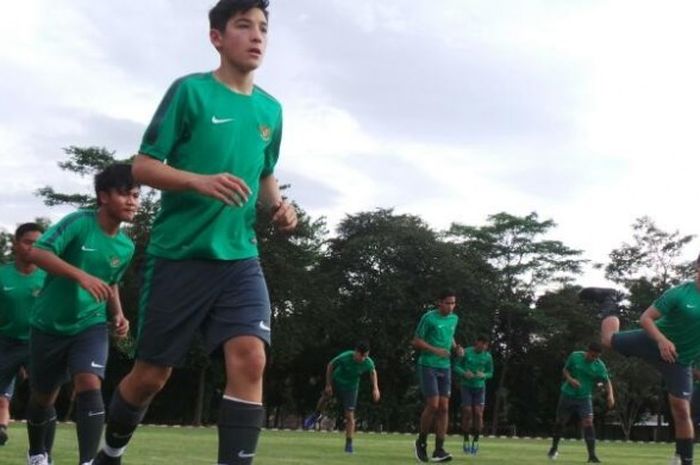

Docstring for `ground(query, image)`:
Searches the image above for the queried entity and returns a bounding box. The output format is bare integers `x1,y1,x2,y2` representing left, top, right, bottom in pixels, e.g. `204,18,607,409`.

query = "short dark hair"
15,222,43,240
437,289,456,301
94,163,136,206
588,341,603,353
209,0,270,32
476,335,490,344
355,340,370,354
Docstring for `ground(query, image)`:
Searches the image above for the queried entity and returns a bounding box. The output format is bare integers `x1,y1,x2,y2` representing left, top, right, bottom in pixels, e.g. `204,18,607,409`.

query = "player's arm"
562,367,580,389
132,154,251,206
258,175,297,232
324,360,334,396
369,369,380,402
452,339,464,357
640,306,677,363
693,367,700,382
604,379,615,409
412,337,450,359
28,247,111,302
107,284,129,339
482,355,494,380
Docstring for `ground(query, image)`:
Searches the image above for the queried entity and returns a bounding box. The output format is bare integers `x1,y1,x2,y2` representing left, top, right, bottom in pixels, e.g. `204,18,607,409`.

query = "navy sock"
76,389,105,463
26,401,51,456
584,425,596,458
677,438,693,465
103,389,148,455
217,397,264,465
44,406,57,460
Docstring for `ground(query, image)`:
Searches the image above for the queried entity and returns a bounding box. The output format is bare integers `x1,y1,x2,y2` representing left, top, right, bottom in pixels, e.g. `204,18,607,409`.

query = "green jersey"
32,210,134,335
331,350,375,390
654,281,700,365
140,72,283,261
560,351,609,399
0,263,46,340
453,346,493,388
414,308,459,369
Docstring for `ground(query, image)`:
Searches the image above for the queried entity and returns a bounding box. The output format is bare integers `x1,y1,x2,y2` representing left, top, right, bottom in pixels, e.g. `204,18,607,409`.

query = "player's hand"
78,273,112,302
324,384,333,397
190,173,251,206
568,378,581,389
465,370,475,379
372,388,381,403
434,348,450,359
658,338,677,363
607,395,615,410
476,371,485,378
271,200,298,232
454,345,465,357
111,313,130,339
18,367,28,382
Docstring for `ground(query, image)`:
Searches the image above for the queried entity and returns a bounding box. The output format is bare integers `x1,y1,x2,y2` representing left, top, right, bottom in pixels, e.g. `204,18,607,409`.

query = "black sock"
217,397,264,465
44,406,57,460
76,389,105,463
473,429,480,442
677,438,693,465
345,437,352,446
435,437,445,451
550,423,562,452
584,425,596,458
26,401,51,455
418,433,427,445
103,388,148,456
463,432,470,442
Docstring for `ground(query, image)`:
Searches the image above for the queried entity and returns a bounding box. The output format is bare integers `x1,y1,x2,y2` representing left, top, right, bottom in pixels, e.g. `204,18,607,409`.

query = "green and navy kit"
654,281,700,365
0,264,46,340
454,346,493,388
32,210,134,335
331,350,375,390
560,351,609,399
414,308,459,369
140,72,283,261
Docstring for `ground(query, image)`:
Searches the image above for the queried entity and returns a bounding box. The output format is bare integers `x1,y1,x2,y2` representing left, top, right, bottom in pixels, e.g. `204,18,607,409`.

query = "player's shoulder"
171,72,211,90
253,85,281,107
53,209,96,230
0,262,12,277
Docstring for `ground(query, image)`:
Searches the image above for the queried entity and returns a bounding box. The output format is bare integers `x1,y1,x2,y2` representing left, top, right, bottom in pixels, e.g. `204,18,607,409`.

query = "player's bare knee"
0,396,9,409
73,373,101,392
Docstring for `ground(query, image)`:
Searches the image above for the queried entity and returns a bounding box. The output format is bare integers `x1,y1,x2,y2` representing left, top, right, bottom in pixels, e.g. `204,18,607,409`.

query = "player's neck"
96,207,121,236
14,259,36,275
214,63,255,95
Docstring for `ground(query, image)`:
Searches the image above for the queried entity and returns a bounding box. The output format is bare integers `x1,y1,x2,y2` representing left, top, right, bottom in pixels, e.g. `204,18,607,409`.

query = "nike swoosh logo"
3,287,15,291
259,321,271,331
91,361,105,368
212,116,234,124
81,245,97,252
238,451,256,459
683,392,691,396
686,305,697,309
88,411,105,417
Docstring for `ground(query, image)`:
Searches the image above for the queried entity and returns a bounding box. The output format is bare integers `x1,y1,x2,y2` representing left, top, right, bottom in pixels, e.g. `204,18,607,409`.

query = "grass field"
0,423,678,464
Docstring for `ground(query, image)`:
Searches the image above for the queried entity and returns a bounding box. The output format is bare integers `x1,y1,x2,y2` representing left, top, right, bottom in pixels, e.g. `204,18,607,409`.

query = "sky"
1,0,698,285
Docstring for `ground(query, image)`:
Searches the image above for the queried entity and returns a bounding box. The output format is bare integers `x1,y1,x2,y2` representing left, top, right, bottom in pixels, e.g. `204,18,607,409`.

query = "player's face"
437,296,457,315
100,187,140,223
475,341,488,352
353,351,369,362
13,230,41,263
585,350,601,361
210,8,268,73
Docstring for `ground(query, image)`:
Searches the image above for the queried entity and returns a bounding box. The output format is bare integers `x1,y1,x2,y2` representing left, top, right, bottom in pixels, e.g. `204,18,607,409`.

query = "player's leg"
579,400,599,463
343,409,355,453
0,337,30,446
303,390,331,429
416,366,439,463
431,369,452,462
461,405,472,452
472,401,485,454
549,396,571,459
669,394,694,465
579,287,620,348
0,374,15,446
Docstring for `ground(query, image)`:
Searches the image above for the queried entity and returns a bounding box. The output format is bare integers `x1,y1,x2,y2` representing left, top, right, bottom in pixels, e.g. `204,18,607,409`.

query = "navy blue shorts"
460,386,486,407
556,394,593,420
0,336,29,399
137,256,271,367
612,329,692,400
334,384,359,411
419,365,451,398
29,324,109,394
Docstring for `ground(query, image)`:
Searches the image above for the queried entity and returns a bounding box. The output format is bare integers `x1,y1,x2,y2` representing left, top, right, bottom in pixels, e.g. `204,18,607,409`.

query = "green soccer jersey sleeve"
140,76,191,161
262,113,282,178
35,211,87,256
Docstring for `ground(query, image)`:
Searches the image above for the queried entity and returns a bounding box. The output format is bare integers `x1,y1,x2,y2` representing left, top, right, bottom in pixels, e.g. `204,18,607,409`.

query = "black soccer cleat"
587,455,602,463
431,448,453,462
0,427,7,446
414,439,429,463
92,451,121,465
579,287,620,318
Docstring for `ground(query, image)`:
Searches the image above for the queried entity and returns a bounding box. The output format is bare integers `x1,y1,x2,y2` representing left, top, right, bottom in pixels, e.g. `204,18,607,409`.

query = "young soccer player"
547,342,614,463
0,223,46,447
25,164,137,465
303,341,380,453
412,289,462,463
453,335,493,455
581,253,700,465
93,1,296,464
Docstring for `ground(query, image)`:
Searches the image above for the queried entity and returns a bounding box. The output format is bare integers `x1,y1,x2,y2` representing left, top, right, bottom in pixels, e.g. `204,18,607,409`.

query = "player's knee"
0,396,9,409
226,341,266,382
436,403,449,414
73,373,101,392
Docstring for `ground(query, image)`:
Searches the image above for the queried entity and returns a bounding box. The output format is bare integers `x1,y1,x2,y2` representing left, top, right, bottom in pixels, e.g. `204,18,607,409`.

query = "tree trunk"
192,366,206,426
490,354,509,436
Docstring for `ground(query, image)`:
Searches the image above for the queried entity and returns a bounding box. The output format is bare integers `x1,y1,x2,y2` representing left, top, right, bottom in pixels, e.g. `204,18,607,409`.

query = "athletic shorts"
612,329,693,400
460,386,486,407
692,386,700,425
29,324,109,394
334,383,359,411
556,394,593,420
136,256,271,367
0,335,29,399
419,365,451,398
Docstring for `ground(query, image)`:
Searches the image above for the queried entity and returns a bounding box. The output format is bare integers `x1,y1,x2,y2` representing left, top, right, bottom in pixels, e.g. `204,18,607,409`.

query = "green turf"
0,423,678,464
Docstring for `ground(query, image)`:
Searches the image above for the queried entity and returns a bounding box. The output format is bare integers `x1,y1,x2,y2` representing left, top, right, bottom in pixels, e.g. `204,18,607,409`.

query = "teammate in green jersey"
0,223,46,447
25,164,137,465
303,341,381,453
581,252,700,465
547,343,614,463
453,335,493,455
413,289,462,463
94,2,296,465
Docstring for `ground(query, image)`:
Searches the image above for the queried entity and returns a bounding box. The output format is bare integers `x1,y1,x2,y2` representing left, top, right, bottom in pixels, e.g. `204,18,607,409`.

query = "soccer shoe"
471,442,479,455
302,412,320,430
462,440,470,454
431,448,453,462
27,453,49,465
344,442,354,454
92,451,122,465
0,428,7,446
414,439,429,463
547,448,559,460
579,287,620,317
587,456,601,463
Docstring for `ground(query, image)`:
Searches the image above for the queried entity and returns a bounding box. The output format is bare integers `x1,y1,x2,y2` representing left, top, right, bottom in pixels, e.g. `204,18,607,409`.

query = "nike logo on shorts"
91,361,105,369
238,451,256,459
259,321,271,332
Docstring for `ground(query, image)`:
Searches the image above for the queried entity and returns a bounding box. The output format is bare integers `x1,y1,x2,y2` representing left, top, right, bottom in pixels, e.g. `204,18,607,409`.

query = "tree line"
1,147,696,439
